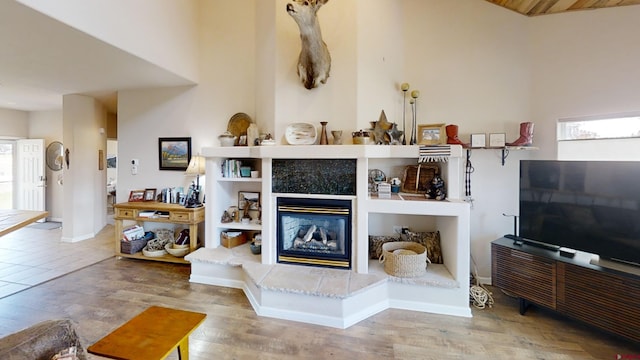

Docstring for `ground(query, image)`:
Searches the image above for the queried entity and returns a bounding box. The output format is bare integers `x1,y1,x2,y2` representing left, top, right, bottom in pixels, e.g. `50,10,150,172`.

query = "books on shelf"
221,159,244,178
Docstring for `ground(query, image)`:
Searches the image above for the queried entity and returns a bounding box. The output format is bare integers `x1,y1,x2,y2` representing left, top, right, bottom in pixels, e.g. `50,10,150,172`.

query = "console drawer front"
492,243,556,309
115,208,135,219
170,211,192,222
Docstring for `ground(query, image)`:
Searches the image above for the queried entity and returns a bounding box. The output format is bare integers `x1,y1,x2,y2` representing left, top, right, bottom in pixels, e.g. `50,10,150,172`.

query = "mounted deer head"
286,0,331,90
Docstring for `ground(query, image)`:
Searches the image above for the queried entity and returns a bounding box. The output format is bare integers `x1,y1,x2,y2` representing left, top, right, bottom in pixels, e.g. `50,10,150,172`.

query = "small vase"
331,130,343,145
320,121,329,145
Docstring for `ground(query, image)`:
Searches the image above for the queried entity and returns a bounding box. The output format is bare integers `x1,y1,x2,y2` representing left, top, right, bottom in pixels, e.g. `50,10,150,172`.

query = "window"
558,113,640,141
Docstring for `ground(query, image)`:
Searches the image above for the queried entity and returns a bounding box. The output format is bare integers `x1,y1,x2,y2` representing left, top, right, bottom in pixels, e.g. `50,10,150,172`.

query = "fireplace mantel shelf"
202,144,463,160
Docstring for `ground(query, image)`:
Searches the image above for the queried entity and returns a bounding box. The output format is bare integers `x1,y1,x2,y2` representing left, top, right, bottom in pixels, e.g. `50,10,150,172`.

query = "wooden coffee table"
88,306,206,360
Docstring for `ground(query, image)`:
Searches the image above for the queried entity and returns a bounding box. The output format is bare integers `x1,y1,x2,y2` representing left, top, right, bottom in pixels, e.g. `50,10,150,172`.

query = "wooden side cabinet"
114,202,205,264
492,237,640,343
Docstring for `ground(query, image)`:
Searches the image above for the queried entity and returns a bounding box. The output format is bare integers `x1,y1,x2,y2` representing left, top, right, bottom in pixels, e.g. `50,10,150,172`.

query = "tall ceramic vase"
320,121,329,145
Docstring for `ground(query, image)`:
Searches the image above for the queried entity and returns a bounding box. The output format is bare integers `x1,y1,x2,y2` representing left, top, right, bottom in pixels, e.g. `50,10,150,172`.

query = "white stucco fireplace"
186,144,471,328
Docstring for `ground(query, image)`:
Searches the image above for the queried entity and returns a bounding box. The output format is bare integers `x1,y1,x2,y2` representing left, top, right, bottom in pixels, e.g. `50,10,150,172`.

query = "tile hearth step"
186,245,468,329
186,245,387,299
185,245,459,299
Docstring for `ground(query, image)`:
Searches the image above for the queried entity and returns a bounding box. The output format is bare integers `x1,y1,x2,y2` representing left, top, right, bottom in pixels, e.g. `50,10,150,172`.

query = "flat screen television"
519,160,640,267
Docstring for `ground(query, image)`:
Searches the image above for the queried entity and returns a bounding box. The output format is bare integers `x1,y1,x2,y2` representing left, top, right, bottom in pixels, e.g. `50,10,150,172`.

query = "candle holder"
400,83,410,145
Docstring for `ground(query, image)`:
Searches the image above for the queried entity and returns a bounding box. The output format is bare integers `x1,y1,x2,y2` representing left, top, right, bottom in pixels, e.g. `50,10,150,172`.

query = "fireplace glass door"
277,197,352,269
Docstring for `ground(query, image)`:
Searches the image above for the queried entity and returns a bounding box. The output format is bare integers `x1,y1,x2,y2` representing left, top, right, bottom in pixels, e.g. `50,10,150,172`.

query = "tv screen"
519,160,640,266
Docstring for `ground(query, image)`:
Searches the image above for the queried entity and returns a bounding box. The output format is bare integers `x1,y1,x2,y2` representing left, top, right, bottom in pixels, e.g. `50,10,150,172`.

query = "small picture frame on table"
128,190,145,202
417,123,447,145
489,133,506,148
470,134,486,148
143,188,157,202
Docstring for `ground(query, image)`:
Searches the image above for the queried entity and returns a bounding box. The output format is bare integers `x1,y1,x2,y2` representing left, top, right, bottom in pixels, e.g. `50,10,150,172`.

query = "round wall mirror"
46,141,64,171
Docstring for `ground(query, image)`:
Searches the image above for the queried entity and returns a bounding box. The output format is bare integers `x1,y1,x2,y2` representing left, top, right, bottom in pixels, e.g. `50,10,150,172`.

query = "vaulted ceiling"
485,0,640,16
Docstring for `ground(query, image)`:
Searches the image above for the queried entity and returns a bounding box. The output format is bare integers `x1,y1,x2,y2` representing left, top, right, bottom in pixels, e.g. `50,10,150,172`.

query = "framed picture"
470,133,486,148
489,133,506,148
107,154,117,168
417,123,447,145
144,188,157,202
158,137,192,171
128,190,145,202
238,191,260,211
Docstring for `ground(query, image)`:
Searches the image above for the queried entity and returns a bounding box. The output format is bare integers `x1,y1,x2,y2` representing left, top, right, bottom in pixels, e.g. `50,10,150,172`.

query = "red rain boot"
446,124,468,147
507,122,534,146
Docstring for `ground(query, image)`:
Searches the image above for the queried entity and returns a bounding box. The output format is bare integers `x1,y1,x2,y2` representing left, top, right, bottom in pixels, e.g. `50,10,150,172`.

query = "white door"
16,139,45,212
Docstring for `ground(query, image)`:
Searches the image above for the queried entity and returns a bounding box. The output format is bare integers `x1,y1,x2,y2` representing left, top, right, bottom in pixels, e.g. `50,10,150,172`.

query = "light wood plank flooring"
0,226,638,359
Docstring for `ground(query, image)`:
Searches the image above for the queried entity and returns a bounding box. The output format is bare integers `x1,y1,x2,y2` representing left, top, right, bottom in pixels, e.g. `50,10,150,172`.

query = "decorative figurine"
425,175,446,201
221,210,233,223
507,122,535,146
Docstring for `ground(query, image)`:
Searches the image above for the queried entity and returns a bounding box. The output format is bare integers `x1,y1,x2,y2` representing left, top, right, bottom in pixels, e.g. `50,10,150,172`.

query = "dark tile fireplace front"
276,197,352,269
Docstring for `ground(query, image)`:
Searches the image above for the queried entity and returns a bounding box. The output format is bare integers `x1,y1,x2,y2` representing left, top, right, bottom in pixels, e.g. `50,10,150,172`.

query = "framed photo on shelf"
128,190,145,202
417,123,447,145
143,188,157,202
489,133,506,148
158,137,192,171
238,191,260,211
470,133,486,148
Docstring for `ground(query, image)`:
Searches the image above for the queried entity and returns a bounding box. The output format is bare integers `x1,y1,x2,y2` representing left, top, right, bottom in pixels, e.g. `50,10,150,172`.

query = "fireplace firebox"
277,197,352,269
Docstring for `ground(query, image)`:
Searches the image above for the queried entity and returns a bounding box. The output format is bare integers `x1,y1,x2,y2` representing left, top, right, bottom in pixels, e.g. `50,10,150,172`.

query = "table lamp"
185,155,205,208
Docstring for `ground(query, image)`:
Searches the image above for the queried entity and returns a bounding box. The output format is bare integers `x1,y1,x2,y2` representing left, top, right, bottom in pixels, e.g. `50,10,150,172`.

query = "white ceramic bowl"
165,243,189,257
142,247,167,257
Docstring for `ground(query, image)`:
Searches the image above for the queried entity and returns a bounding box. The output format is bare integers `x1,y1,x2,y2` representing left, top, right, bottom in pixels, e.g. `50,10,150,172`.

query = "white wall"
62,94,107,242
17,0,200,82
273,0,358,139
117,86,200,203
0,108,28,138
28,110,63,221
530,6,640,160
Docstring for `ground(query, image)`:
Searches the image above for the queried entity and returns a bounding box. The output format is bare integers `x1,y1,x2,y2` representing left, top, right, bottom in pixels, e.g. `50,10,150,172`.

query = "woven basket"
120,237,149,254
401,163,440,193
379,241,430,278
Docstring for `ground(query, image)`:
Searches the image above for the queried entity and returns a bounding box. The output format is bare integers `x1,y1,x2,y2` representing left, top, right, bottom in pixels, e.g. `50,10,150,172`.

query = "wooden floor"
0,255,638,359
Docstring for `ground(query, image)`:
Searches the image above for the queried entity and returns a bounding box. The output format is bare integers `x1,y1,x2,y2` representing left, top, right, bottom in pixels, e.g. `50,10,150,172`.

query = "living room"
0,0,639,357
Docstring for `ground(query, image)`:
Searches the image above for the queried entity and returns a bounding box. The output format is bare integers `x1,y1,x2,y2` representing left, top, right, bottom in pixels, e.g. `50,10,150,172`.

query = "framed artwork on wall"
158,137,192,170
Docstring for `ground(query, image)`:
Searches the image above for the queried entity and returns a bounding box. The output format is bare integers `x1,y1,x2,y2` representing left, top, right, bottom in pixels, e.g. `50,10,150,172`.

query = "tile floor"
0,223,114,298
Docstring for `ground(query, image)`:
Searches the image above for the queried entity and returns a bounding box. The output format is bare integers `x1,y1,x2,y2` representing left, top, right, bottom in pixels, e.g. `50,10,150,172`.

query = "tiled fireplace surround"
186,145,470,328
